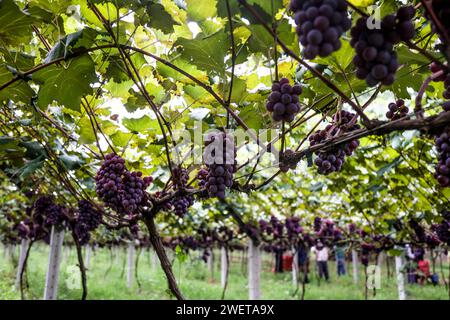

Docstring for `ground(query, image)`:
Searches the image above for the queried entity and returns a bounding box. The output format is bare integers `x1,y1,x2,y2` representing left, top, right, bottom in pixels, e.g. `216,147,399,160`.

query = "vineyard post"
43,226,65,300
292,247,299,288
395,253,406,300
127,241,135,289
208,248,215,283
352,249,359,284
248,239,261,300
15,238,30,290
220,246,228,289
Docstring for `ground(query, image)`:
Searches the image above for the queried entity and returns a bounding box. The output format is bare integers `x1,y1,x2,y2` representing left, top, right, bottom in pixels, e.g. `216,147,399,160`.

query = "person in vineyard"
416,250,431,285
274,248,284,273
311,241,329,282
297,242,310,283
404,245,417,284
334,244,346,276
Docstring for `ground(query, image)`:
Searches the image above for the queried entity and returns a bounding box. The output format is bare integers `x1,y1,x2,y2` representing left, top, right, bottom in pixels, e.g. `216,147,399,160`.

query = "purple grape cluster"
16,218,34,239
441,210,450,221
259,219,273,235
172,167,189,189
425,234,441,248
129,223,140,237
95,153,153,215
313,217,322,232
279,149,297,172
285,217,302,239
430,62,447,82
33,195,68,228
433,222,450,245
409,219,426,243
171,195,194,218
350,6,416,87
386,99,409,120
429,62,450,111
290,0,351,59
17,206,46,240
169,167,194,217
95,154,125,212
433,128,450,187
361,242,374,266
198,228,214,248
77,200,102,231
310,111,360,175
348,223,356,234
316,219,335,240
270,216,284,239
197,168,208,189
333,228,343,241
120,171,151,214
154,191,173,211
359,228,368,238
196,168,210,200
203,132,236,199
266,78,302,122
182,236,200,251
241,222,260,239
74,200,102,245
45,203,68,228
73,223,90,245
432,211,450,245
442,74,450,111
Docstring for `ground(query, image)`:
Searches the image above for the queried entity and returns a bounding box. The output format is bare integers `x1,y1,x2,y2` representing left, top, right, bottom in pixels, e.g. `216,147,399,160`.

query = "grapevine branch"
225,0,236,129
143,215,185,300
71,227,88,300
291,111,450,165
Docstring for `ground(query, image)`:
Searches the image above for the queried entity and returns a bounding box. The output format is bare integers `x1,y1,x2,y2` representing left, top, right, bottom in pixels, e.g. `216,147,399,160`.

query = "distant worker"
335,244,346,276
415,248,431,285
312,241,329,281
297,242,310,283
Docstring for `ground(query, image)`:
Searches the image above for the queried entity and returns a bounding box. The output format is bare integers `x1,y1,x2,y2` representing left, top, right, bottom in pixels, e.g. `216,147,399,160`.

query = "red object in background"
282,254,293,271
418,260,430,277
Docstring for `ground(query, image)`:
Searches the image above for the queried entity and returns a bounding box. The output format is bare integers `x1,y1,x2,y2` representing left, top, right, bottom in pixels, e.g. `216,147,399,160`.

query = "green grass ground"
0,244,448,300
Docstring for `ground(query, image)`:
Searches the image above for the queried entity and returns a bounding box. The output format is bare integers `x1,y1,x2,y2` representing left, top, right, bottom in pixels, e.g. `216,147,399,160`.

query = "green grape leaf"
175,31,229,75
123,115,158,133
185,0,217,21
0,0,36,45
146,2,180,33
33,56,98,111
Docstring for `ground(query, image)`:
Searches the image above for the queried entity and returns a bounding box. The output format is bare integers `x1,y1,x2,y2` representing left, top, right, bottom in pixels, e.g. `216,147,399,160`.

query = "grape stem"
19,239,34,300
225,0,236,129
415,70,445,118
220,245,230,300
71,228,88,300
420,0,450,49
